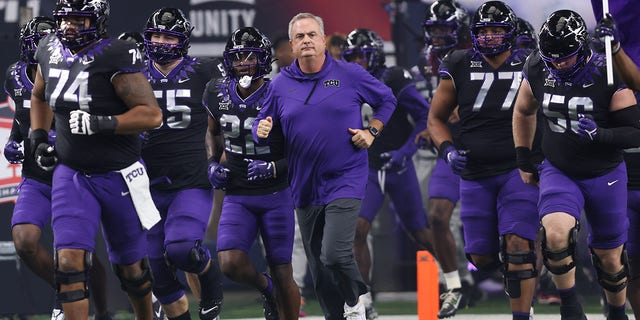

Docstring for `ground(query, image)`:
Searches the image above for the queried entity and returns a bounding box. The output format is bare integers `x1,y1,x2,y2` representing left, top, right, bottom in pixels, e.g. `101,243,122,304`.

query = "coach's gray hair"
288,12,325,40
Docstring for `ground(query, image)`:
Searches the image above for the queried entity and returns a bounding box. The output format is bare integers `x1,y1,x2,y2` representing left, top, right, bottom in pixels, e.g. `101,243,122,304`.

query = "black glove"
30,129,57,171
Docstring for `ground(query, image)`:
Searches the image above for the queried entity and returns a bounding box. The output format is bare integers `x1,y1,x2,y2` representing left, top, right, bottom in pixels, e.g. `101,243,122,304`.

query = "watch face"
368,126,379,137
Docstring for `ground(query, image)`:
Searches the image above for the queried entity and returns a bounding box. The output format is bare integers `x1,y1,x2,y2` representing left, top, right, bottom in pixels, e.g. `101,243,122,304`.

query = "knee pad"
591,246,629,293
112,257,153,297
149,257,184,300
465,253,501,271
165,240,211,274
541,224,578,275
499,236,537,299
55,251,92,303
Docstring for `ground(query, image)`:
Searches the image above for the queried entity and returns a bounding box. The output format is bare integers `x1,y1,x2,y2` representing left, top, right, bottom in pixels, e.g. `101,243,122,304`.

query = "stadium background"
0,0,600,315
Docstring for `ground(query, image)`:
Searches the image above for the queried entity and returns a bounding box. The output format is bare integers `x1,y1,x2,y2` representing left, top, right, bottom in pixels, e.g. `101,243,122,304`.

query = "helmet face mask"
20,16,56,64
423,0,468,53
53,0,109,50
343,29,385,72
223,27,272,81
538,10,590,82
144,7,192,64
470,1,516,55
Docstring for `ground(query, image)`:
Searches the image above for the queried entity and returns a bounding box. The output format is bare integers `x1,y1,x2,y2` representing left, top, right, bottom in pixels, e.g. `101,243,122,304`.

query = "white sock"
444,271,462,290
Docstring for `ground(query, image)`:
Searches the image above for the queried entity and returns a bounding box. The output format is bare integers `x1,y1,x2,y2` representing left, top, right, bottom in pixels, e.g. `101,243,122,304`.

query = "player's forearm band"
95,116,118,134
29,128,48,157
275,158,288,179
515,146,536,173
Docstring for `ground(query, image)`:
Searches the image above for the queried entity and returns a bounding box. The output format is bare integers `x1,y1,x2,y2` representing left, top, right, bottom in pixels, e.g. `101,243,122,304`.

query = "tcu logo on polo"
125,167,145,182
324,79,340,87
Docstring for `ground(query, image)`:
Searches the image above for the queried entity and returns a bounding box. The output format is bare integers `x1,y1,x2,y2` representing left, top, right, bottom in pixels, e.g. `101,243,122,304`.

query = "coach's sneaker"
438,288,464,318
344,295,366,320
199,298,223,320
359,292,378,320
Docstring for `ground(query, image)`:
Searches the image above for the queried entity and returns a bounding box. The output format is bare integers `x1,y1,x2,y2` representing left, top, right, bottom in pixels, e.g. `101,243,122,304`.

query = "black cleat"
199,299,223,320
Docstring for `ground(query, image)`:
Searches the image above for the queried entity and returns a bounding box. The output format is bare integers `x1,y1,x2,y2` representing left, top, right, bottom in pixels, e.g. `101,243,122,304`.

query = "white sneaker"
51,308,64,320
529,306,534,320
344,296,366,320
359,292,379,320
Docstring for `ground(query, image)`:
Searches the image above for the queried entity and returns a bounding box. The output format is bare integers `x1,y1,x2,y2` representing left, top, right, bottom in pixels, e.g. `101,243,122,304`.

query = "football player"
594,10,640,320
412,1,475,317
428,2,540,320
514,10,640,320
4,15,114,320
30,0,163,318
342,28,431,320
140,7,224,320
203,26,300,320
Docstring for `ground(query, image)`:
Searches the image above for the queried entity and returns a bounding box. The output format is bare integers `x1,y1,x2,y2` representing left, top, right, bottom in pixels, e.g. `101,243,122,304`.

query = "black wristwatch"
367,126,379,138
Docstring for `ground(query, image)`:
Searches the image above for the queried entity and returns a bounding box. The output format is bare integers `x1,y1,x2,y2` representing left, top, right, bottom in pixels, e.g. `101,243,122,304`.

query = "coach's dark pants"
297,198,368,320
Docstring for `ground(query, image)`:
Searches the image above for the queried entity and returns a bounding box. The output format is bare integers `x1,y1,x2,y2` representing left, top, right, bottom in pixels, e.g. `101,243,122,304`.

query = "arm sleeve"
596,105,640,148
274,158,287,178
9,114,21,142
4,70,22,142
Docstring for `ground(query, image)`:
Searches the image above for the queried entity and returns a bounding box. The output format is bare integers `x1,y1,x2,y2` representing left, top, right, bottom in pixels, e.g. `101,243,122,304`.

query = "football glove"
577,114,598,141
208,161,230,190
30,129,57,171
3,140,23,164
245,159,276,181
595,13,620,52
380,150,408,174
440,141,467,175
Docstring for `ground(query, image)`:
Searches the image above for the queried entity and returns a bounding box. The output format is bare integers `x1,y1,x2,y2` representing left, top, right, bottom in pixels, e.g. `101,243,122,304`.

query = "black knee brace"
112,257,153,297
499,236,537,299
55,251,92,303
541,224,578,275
591,246,629,293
